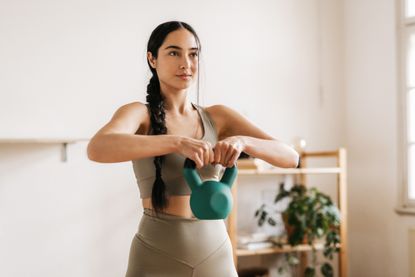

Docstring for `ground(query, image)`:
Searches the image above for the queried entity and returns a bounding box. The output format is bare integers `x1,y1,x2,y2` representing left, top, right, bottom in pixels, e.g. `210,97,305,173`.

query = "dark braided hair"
145,21,201,213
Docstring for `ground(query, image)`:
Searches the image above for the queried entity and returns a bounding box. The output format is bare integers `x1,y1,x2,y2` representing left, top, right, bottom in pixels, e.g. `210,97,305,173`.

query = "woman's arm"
88,102,222,167
205,105,299,168
88,133,181,163
239,136,299,168
87,102,181,163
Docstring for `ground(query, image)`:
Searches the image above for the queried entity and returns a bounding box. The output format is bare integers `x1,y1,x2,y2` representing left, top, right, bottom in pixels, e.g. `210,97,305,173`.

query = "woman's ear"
147,52,157,69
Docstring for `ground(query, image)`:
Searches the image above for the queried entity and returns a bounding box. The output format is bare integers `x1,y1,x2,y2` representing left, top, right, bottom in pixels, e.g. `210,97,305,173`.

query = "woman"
87,21,299,277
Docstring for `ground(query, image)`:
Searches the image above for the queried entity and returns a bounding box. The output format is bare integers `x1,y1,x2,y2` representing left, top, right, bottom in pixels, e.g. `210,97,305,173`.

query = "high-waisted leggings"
125,208,238,277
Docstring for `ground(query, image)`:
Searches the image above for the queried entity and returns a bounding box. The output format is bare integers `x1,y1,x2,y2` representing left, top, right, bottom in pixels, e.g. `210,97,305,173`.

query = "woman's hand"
176,135,245,169
213,136,245,168
176,136,215,169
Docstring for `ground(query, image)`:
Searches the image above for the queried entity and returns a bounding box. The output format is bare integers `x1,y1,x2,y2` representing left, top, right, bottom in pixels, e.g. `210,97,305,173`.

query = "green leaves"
305,267,316,277
273,183,340,277
274,182,290,202
321,263,333,277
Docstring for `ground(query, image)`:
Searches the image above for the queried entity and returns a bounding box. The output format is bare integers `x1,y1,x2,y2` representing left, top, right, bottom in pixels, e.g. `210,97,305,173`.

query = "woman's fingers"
180,137,215,169
213,138,243,167
193,141,214,169
190,138,243,169
223,145,234,167
214,144,222,165
218,143,230,166
202,142,211,167
227,150,240,167
193,152,204,169
209,147,215,164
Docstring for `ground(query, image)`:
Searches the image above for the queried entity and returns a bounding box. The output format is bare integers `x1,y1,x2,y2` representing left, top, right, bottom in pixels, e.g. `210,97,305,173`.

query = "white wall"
344,0,412,276
0,0,348,276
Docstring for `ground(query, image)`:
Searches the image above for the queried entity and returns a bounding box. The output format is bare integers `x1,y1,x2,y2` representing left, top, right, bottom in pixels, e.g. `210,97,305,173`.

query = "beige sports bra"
131,102,225,199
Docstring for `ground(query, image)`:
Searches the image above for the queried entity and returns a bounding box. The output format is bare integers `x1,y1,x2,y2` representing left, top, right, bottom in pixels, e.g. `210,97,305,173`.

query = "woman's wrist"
171,135,184,153
236,135,249,153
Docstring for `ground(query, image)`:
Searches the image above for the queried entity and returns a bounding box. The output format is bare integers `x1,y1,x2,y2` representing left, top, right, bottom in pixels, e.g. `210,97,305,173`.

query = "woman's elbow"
279,149,300,168
86,138,104,162
292,150,300,168
86,142,97,161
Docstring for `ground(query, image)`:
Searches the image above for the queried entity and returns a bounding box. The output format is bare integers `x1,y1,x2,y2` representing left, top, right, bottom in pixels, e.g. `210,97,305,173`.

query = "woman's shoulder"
204,104,237,118
204,104,252,137
111,101,151,134
203,104,224,121
120,100,148,110
203,104,238,138
115,101,150,117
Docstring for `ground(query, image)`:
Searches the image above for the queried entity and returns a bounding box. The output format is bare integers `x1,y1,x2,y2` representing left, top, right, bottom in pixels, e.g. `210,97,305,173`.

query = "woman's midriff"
141,195,196,218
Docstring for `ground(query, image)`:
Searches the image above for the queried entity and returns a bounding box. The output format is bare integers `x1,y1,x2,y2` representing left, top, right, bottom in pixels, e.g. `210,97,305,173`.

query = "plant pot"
281,213,308,244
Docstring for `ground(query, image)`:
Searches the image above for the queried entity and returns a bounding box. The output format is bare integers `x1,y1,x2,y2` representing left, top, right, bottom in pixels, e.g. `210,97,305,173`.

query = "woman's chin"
173,81,194,90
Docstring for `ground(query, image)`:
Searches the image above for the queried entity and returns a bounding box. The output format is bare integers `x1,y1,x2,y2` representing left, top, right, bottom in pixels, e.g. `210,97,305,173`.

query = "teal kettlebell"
183,158,238,220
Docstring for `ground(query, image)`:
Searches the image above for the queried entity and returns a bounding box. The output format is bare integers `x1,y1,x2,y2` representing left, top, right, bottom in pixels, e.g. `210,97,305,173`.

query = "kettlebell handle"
183,158,238,186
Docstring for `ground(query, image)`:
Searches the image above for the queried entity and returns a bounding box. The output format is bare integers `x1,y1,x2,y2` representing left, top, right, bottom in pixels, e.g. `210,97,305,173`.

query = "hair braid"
145,21,201,213
146,74,168,212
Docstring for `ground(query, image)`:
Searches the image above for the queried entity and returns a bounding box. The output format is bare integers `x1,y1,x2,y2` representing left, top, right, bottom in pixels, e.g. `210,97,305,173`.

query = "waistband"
143,208,199,221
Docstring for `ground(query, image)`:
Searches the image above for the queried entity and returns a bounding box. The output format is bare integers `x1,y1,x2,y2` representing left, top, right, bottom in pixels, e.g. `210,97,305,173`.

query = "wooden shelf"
228,148,348,277
238,167,342,175
237,243,341,256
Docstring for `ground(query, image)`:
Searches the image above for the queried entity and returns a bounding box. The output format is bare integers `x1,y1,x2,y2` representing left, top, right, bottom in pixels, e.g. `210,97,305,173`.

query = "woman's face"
148,28,199,91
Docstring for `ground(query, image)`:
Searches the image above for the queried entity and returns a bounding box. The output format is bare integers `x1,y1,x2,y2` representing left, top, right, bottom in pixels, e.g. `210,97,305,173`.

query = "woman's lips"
177,75,191,80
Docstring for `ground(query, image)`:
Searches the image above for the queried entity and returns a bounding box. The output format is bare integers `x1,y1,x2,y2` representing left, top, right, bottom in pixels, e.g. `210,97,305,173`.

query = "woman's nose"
180,56,191,69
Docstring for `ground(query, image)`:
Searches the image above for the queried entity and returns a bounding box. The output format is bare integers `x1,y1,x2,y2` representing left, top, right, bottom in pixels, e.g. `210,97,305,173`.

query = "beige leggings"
125,208,238,277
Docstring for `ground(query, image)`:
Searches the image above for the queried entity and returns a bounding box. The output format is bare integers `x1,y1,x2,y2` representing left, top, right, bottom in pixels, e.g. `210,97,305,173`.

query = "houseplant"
254,182,341,277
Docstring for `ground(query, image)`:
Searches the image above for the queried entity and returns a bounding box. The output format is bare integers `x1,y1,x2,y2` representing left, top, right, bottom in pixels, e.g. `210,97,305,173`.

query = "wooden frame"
227,148,348,277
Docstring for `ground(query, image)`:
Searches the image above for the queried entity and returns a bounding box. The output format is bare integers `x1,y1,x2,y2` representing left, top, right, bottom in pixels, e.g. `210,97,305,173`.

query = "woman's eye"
191,53,198,57
169,51,178,56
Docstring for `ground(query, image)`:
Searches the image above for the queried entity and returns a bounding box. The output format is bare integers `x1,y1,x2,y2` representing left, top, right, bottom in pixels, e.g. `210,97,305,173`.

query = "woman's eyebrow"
164,45,199,51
